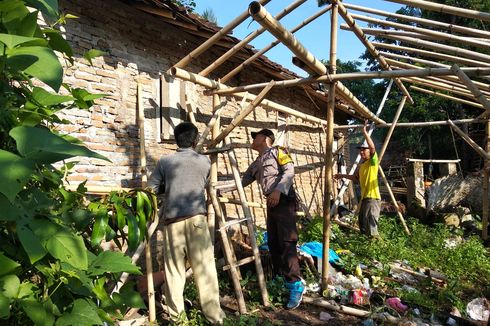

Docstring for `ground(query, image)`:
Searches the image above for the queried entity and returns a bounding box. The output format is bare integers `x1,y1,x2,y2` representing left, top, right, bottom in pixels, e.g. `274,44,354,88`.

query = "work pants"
359,198,381,236
162,214,225,324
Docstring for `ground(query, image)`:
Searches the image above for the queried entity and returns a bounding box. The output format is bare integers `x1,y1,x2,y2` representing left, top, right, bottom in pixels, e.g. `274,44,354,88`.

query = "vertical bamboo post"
138,83,156,323
322,2,338,290
224,138,270,307
377,96,411,235
483,121,489,240
451,64,490,114
208,94,221,242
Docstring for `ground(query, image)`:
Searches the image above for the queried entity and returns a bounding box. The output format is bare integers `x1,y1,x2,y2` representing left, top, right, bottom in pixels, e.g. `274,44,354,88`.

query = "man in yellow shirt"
334,120,381,238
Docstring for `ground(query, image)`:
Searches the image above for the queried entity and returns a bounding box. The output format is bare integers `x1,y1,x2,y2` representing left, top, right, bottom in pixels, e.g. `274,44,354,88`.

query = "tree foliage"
0,1,155,324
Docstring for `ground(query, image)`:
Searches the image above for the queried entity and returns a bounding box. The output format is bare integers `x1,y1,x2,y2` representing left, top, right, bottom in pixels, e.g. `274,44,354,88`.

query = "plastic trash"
385,297,408,314
466,297,490,321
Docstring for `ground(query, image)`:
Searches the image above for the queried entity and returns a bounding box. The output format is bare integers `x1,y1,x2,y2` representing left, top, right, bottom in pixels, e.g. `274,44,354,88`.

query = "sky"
194,0,406,76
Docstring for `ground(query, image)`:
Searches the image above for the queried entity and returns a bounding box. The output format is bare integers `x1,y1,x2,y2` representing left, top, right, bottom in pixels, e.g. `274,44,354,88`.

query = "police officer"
242,129,305,310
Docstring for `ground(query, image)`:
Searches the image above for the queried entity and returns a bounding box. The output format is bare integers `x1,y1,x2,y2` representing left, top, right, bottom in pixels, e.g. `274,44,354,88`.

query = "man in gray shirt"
148,122,225,324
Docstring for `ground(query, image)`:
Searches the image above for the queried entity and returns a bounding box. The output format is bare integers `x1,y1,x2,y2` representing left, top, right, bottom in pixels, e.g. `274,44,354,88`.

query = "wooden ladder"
208,138,269,314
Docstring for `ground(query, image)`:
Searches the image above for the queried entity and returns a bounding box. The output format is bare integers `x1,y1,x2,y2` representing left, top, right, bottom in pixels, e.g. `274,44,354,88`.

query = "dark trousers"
266,193,301,283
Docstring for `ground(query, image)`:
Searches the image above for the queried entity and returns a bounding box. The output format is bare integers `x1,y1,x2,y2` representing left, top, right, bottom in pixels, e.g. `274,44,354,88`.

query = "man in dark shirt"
148,122,225,324
242,129,305,310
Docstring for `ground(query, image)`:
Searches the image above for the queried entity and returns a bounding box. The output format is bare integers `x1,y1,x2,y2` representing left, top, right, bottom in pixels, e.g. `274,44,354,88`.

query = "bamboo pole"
385,0,490,22
210,81,275,147
447,120,490,160
410,85,486,108
224,138,270,307
330,80,394,218
169,67,330,127
247,2,381,122
452,64,490,113
195,98,226,152
377,97,411,235
344,3,490,38
322,1,338,291
173,0,270,68
373,42,490,68
367,33,490,64
334,118,486,130
483,122,489,240
399,77,489,101
137,84,156,323
350,14,490,50
211,66,490,96
331,0,413,104
200,0,306,77
221,5,332,83
208,187,247,313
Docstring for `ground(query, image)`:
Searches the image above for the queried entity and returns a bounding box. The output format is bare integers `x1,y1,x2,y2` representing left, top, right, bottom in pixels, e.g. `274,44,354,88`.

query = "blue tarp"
299,241,341,265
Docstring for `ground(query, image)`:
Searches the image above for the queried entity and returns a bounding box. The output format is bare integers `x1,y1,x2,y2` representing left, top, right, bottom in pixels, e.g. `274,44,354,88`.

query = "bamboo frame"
343,3,490,38
220,5,332,83
483,122,489,240
447,120,490,160
452,64,490,113
173,0,270,68
335,118,486,130
386,0,490,22
331,0,413,104
350,14,490,50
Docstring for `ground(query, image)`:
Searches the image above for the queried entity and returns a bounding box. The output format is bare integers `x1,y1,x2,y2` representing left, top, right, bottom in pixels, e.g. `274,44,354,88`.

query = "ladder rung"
223,256,256,271
219,217,250,230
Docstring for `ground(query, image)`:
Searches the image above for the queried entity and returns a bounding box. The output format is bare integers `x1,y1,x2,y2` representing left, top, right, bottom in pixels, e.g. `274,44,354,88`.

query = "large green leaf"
0,275,20,299
7,46,62,91
0,33,43,48
17,223,48,264
44,29,73,58
46,229,88,270
113,282,146,309
0,293,9,319
31,87,74,106
21,299,55,326
24,0,58,20
91,212,108,246
0,193,26,221
55,299,103,326
10,126,109,164
87,251,141,276
0,150,35,202
0,253,20,277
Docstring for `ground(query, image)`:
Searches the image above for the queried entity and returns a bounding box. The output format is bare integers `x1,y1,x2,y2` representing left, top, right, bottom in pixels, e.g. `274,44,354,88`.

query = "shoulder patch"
276,146,293,166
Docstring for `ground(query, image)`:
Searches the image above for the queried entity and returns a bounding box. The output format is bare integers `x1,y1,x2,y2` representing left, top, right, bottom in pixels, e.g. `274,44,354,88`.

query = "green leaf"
0,293,9,319
21,299,55,326
112,282,146,309
83,49,106,65
91,212,108,246
7,46,63,91
0,33,43,48
55,299,103,326
17,223,48,264
0,275,20,299
46,229,88,270
10,126,110,164
0,193,26,221
88,251,141,276
24,0,58,20
31,87,74,106
17,10,40,37
0,150,35,202
126,214,140,251
92,277,113,308
44,29,73,58
0,253,20,277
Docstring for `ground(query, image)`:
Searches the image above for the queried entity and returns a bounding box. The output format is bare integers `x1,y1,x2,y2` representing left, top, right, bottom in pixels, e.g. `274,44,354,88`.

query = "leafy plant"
0,1,150,324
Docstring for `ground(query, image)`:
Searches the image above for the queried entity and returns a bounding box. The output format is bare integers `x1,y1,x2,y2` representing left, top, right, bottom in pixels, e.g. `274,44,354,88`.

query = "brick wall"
57,0,330,219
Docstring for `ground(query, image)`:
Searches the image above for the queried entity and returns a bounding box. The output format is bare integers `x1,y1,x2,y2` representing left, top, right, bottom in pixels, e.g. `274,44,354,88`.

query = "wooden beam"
483,122,489,240
332,0,413,104
385,0,490,22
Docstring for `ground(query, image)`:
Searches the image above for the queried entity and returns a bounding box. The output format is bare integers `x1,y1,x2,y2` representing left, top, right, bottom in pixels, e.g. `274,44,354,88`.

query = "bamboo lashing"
385,0,490,22
447,120,490,161
169,67,330,127
331,0,413,104
221,4,333,83
210,80,275,148
349,13,490,50
200,0,306,77
343,3,490,38
322,0,338,291
173,0,270,68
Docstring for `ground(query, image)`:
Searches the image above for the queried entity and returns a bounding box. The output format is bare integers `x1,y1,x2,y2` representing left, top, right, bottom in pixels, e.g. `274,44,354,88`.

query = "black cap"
251,129,275,142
